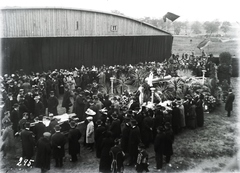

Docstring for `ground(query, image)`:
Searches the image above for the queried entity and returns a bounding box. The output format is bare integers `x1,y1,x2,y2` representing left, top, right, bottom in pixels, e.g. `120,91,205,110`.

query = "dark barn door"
1,35,173,74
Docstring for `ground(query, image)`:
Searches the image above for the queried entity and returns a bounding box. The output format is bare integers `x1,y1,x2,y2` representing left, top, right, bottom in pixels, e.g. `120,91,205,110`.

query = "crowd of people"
0,52,233,173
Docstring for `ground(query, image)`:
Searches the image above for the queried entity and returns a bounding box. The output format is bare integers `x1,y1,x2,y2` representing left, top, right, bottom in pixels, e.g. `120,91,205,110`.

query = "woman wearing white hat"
86,116,95,151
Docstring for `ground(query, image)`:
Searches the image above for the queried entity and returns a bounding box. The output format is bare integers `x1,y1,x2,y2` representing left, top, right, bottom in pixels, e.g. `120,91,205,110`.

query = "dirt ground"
1,77,239,173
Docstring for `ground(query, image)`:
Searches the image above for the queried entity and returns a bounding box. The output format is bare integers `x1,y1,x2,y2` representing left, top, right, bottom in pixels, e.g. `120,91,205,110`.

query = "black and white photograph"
0,0,240,172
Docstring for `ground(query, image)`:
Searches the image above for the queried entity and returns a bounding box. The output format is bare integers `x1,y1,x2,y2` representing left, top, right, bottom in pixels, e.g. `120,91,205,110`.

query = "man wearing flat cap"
35,132,52,173
68,121,82,162
51,125,67,168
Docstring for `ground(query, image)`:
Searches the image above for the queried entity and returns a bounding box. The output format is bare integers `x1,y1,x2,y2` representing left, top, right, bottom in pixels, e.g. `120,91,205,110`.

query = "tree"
173,21,183,35
203,20,221,36
191,21,202,34
220,21,231,35
183,21,189,35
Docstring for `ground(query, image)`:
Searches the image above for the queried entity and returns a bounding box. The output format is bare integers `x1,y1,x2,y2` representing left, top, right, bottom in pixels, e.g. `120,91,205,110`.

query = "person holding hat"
68,121,82,162
35,132,52,173
136,143,149,172
86,116,95,151
1,118,15,158
20,122,35,166
110,138,125,173
51,125,67,168
10,103,20,136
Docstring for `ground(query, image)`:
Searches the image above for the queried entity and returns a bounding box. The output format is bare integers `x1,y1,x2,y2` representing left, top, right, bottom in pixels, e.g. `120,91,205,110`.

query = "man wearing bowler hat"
51,125,67,168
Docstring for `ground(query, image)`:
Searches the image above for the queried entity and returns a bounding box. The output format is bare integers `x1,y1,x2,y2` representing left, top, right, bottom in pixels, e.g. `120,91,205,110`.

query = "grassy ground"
1,77,239,173
172,36,239,57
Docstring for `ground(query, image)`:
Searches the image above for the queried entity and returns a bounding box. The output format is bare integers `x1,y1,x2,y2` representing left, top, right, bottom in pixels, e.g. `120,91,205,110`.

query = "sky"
1,0,240,22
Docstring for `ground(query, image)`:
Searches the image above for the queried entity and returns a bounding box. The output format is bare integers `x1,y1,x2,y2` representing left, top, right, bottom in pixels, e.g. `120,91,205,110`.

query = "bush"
219,52,232,65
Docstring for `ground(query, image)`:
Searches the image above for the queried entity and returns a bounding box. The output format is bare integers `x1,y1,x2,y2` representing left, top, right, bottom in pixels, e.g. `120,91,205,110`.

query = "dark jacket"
163,129,174,156
68,128,82,155
21,129,35,159
95,125,106,158
10,109,20,134
121,122,131,153
34,101,45,117
35,137,51,170
47,96,59,115
51,131,67,158
225,92,235,111
110,145,125,173
99,137,114,172
109,119,121,139
33,122,47,142
62,90,72,108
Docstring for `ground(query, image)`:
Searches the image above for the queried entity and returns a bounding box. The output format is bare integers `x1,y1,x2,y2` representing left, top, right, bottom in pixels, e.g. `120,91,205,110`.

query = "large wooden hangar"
1,7,173,73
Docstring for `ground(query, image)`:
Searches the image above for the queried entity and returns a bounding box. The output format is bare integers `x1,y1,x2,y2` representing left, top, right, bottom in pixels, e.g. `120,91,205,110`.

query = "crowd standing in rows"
0,52,232,173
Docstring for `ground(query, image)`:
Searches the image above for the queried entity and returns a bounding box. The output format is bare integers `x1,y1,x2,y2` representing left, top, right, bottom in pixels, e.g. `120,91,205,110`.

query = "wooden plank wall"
1,35,173,74
1,8,169,38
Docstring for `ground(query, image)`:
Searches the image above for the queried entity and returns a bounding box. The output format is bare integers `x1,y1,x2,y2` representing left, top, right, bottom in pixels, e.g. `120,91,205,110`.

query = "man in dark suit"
109,113,121,140
10,103,20,136
33,115,47,142
225,89,235,117
51,125,67,168
68,121,82,162
127,119,141,166
34,95,45,119
94,120,106,158
21,122,35,166
154,126,165,171
35,132,52,173
47,91,59,116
